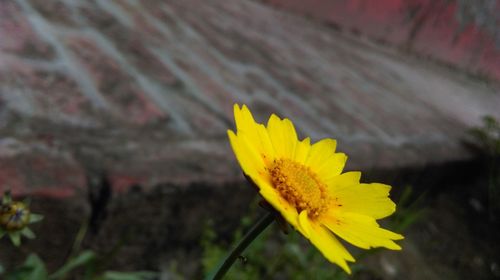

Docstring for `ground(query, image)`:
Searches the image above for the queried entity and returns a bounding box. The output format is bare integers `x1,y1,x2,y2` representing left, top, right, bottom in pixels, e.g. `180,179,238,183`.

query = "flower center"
269,158,329,219
0,202,30,230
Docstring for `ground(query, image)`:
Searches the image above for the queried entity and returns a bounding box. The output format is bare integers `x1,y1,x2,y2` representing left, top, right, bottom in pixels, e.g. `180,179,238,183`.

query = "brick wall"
265,0,500,81
1,0,499,197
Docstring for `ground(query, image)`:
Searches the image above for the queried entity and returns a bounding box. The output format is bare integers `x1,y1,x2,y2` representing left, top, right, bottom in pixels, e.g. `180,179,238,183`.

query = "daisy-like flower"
0,191,43,246
227,104,403,273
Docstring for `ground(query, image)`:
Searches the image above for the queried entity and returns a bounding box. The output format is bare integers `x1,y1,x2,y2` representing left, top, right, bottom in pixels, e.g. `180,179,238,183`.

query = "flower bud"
0,201,31,231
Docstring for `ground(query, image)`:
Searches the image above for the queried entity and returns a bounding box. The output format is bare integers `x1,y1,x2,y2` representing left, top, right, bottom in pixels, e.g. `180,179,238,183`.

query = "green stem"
205,211,275,280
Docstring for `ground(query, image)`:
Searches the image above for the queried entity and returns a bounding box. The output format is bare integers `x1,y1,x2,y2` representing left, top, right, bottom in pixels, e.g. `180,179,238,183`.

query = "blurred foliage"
163,261,184,280
201,216,356,280
0,240,157,280
0,190,157,280
469,115,500,156
202,185,425,279
1,250,156,280
390,185,428,233
469,115,500,220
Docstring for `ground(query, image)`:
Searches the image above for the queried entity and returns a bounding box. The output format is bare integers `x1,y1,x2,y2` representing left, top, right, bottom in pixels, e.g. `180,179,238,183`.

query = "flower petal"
255,123,276,164
299,211,355,274
330,183,396,219
315,153,347,182
21,227,36,239
267,115,298,159
233,104,275,162
298,210,311,237
325,171,361,189
227,130,263,177
305,139,345,178
258,181,299,229
323,212,403,250
294,137,311,164
28,214,44,224
8,231,21,247
234,104,257,134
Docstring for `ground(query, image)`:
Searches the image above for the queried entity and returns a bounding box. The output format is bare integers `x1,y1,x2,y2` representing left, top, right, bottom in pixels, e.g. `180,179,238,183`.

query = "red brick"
109,173,147,193
265,0,500,80
0,2,55,59
0,163,27,196
142,2,180,34
173,56,233,113
80,6,179,88
65,36,167,125
0,152,85,198
0,0,499,202
0,61,97,123
174,96,227,137
111,0,165,45
28,0,78,27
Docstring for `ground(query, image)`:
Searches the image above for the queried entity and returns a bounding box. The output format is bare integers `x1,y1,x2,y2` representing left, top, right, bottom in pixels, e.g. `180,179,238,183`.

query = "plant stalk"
205,211,275,280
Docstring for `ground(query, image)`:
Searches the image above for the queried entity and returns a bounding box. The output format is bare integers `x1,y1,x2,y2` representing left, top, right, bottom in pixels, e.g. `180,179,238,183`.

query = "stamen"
269,158,329,219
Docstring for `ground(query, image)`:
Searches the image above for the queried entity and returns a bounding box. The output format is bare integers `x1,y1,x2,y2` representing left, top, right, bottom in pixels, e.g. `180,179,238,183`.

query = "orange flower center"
269,158,329,219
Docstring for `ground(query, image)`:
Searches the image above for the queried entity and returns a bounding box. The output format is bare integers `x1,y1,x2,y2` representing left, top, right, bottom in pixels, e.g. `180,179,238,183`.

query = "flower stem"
205,211,275,280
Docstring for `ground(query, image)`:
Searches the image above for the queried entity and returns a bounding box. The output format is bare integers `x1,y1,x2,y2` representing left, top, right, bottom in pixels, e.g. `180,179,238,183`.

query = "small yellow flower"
0,191,43,246
0,201,31,231
227,104,403,273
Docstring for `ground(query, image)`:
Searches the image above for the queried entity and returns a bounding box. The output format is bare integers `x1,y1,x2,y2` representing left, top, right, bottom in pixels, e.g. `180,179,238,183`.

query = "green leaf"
2,191,12,204
396,209,427,232
50,250,96,279
7,254,49,280
28,214,44,224
398,185,413,206
8,231,21,247
0,263,4,274
0,227,6,239
24,255,49,280
21,227,36,239
23,197,32,206
100,271,157,280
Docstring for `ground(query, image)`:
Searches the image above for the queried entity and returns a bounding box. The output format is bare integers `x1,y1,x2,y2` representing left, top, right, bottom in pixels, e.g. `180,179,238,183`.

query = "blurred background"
1,0,500,279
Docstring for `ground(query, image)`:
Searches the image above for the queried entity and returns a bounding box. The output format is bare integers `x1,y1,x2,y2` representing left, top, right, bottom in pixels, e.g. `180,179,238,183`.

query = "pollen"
269,158,329,219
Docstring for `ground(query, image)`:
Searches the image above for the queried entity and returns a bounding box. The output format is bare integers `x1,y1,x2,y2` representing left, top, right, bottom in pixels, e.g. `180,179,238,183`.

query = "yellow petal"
267,115,298,159
255,123,276,164
325,171,361,190
294,137,311,164
315,153,347,182
233,104,276,162
298,210,311,237
330,183,396,219
299,211,355,274
227,130,263,177
305,139,342,175
258,181,299,229
234,104,257,134
323,212,404,250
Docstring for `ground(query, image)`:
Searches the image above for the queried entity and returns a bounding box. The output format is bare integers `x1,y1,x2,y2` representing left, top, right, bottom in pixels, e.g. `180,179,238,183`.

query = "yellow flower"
227,104,404,273
0,191,43,246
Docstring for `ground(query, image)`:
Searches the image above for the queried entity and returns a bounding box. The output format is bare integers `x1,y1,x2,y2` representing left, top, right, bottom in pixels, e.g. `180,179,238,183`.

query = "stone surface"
265,0,500,81
1,0,500,198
